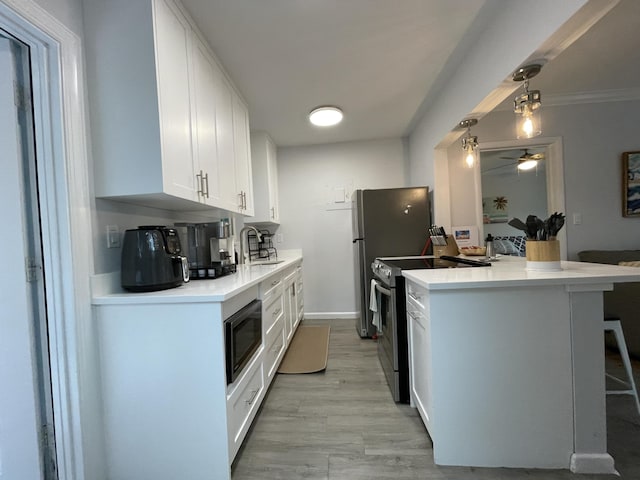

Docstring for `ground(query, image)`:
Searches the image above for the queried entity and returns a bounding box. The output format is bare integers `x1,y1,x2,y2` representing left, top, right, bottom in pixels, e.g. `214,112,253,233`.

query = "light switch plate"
106,225,121,248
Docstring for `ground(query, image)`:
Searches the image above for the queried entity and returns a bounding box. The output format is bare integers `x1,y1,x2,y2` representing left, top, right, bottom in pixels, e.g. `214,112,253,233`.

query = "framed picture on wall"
623,151,640,217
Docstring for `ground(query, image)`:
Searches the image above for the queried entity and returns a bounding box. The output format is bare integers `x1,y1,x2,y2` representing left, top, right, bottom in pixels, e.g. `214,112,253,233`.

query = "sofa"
578,250,640,358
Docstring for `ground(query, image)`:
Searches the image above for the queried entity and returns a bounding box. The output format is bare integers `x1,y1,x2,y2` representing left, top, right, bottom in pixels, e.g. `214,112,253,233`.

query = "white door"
0,35,57,479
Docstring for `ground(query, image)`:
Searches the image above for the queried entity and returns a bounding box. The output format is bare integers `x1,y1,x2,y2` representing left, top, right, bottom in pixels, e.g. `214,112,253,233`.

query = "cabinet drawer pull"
272,342,282,353
407,311,421,320
408,292,422,301
271,280,280,287
273,308,281,316
245,388,259,406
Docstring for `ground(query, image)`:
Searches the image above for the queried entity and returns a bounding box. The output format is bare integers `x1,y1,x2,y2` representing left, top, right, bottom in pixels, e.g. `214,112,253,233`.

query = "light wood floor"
231,319,640,479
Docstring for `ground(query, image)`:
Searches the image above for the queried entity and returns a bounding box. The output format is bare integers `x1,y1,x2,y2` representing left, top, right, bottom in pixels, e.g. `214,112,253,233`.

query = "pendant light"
513,64,542,139
459,119,478,168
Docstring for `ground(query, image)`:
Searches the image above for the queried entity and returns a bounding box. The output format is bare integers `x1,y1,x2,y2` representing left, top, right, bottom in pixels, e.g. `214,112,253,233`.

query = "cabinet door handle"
238,192,244,210
246,388,259,406
242,191,247,209
203,172,209,198
196,170,204,197
270,206,275,219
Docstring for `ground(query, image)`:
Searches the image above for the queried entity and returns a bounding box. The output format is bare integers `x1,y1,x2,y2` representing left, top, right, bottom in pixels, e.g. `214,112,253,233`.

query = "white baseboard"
570,453,617,475
304,312,358,320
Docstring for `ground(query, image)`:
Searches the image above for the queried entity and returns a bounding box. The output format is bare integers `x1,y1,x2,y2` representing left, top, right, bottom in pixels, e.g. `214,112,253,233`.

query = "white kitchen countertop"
92,250,302,305
402,255,640,290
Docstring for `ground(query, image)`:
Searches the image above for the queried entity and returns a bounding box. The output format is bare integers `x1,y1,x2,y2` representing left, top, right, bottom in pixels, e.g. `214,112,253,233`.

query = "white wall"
466,101,640,259
34,0,84,36
277,138,407,318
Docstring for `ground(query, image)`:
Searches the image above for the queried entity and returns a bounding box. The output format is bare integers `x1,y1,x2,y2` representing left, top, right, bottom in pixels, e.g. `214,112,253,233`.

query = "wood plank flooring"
232,319,640,479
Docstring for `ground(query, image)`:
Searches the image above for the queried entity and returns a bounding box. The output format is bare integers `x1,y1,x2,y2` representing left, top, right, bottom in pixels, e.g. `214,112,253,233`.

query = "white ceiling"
180,0,640,147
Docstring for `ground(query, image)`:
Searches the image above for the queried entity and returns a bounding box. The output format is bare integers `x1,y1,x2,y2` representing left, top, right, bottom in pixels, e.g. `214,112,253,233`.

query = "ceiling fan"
500,149,545,171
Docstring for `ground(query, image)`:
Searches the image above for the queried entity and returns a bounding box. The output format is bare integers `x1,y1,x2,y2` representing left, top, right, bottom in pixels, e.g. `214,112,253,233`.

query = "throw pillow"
619,261,640,267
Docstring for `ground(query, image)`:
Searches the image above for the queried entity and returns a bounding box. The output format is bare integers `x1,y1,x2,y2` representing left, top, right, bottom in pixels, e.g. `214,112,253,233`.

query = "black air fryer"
121,226,189,292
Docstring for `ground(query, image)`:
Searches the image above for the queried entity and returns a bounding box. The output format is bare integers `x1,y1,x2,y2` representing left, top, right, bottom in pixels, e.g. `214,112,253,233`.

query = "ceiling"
180,0,640,147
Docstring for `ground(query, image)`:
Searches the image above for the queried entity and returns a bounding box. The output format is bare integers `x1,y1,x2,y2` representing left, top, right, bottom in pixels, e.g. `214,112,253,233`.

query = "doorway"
0,31,57,479
478,137,567,259
0,2,96,478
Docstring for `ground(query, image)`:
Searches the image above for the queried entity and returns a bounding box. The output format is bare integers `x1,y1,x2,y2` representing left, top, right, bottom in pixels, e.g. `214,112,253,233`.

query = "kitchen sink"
249,259,285,266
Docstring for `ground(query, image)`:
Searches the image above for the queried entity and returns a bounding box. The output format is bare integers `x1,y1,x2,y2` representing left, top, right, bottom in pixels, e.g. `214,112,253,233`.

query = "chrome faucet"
238,226,263,264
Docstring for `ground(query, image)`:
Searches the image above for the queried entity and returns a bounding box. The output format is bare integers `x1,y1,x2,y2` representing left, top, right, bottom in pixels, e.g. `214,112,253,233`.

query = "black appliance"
174,221,236,280
225,299,262,385
121,226,189,292
371,255,490,403
352,187,431,338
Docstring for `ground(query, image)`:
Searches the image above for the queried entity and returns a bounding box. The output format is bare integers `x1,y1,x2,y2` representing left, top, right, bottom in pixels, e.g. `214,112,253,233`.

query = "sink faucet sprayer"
238,226,263,264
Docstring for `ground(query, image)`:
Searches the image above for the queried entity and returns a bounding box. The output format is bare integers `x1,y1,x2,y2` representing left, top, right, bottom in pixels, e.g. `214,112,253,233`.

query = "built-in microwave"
225,299,262,384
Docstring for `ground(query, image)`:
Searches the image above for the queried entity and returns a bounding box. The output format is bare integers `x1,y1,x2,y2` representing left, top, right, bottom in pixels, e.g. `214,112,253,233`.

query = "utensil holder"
433,236,459,258
526,240,561,271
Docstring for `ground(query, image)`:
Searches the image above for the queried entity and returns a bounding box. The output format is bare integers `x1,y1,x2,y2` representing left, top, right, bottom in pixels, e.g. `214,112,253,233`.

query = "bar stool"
604,318,640,415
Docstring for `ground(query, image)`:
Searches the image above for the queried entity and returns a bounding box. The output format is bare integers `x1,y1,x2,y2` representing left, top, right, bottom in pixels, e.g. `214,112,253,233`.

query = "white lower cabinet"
94,259,304,480
295,263,304,326
226,352,264,460
283,267,297,343
263,314,286,384
406,281,432,431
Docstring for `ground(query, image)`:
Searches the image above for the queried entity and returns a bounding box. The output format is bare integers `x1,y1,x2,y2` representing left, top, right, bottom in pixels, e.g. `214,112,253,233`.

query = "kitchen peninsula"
92,252,303,480
403,256,640,474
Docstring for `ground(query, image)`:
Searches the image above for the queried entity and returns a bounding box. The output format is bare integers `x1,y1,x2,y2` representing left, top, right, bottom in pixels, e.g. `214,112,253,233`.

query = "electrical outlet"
106,225,121,248
572,213,582,225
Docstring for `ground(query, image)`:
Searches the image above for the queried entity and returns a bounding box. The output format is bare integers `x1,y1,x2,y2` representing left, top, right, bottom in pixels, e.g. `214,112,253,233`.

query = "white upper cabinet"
84,0,253,214
233,96,254,216
247,132,280,224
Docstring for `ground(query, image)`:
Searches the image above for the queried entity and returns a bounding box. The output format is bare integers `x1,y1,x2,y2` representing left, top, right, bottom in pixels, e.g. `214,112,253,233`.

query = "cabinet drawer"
264,317,285,384
263,292,284,334
227,357,264,460
261,275,283,301
406,282,428,310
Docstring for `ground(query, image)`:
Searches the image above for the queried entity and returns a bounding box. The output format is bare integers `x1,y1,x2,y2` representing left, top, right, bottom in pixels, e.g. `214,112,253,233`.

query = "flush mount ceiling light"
459,119,479,168
309,106,343,127
513,64,542,139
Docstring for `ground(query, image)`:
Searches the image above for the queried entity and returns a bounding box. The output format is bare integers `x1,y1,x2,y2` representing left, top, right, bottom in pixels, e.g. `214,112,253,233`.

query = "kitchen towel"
370,278,381,330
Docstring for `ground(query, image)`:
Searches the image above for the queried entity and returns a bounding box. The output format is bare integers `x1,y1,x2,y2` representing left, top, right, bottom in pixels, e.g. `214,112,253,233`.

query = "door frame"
478,137,567,260
0,1,93,479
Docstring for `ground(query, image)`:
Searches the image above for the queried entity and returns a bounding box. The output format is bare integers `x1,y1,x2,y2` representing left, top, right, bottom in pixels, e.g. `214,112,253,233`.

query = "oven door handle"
374,281,392,297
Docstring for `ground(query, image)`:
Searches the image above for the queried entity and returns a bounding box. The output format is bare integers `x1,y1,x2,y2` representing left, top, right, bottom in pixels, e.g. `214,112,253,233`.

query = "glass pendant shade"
461,134,478,168
463,142,477,168
515,100,541,139
459,119,478,169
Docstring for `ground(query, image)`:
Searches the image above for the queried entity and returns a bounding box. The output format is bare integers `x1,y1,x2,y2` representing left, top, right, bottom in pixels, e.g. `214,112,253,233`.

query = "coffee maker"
175,220,236,279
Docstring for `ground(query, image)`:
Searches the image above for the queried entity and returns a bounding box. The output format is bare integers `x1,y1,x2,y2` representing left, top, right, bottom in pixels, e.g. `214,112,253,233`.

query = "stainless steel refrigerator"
352,187,431,337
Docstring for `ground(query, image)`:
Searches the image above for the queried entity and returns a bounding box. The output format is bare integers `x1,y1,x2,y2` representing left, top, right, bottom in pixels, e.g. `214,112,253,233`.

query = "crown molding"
544,87,640,106
495,87,640,111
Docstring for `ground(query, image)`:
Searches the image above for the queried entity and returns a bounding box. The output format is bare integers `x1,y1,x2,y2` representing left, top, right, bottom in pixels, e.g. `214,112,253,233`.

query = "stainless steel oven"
372,255,490,402
225,299,262,384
